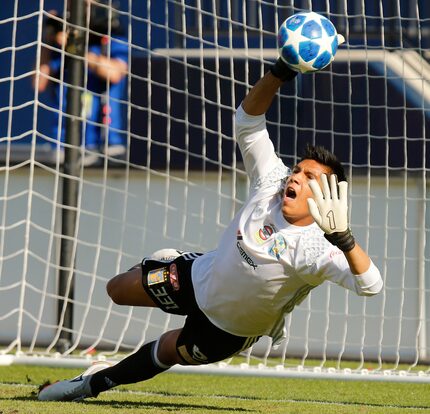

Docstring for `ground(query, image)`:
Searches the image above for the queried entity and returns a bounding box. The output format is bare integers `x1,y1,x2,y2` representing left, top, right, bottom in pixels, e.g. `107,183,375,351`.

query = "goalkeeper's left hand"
307,174,355,252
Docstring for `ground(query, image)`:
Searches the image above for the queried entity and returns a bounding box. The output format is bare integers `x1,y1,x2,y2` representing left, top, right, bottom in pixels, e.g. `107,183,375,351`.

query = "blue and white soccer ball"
277,11,345,73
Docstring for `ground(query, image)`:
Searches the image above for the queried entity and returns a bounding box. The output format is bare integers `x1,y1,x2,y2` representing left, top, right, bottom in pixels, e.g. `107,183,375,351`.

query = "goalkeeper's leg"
39,249,259,401
89,329,182,396
91,311,260,395
39,318,258,402
38,329,182,401
105,248,196,308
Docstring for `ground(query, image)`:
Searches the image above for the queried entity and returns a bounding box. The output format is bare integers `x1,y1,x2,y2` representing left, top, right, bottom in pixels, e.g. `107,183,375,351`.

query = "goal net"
0,0,429,382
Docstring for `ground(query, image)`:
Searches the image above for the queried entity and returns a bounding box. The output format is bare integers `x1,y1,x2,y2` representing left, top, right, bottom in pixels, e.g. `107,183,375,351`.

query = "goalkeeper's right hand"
307,174,356,252
270,57,298,82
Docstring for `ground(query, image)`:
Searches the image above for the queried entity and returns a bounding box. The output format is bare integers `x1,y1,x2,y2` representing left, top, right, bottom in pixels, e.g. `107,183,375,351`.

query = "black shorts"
140,253,260,364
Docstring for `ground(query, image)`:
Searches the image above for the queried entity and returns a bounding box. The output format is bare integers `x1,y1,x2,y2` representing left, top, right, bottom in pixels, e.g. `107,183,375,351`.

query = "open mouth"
286,187,296,199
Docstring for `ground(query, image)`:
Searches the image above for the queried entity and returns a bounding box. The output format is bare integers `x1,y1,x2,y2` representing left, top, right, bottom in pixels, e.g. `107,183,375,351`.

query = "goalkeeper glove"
270,57,298,82
307,174,356,252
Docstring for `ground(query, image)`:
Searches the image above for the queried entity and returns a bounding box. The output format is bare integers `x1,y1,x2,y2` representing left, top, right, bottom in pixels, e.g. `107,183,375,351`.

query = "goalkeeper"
38,59,383,402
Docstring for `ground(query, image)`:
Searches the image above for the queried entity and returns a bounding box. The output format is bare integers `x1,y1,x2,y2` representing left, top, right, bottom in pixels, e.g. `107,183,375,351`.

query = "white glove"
307,173,348,234
307,174,355,252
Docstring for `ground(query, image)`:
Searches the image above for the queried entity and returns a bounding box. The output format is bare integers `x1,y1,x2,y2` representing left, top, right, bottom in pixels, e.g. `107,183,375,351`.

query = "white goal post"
0,1,429,383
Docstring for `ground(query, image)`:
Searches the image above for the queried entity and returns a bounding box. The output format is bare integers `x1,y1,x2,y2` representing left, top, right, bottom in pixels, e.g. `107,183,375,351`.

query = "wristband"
270,57,298,82
324,229,356,252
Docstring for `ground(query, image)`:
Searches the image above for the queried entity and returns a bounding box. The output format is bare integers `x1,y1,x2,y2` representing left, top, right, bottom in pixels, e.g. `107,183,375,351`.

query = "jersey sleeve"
321,253,383,296
235,104,285,185
299,227,383,296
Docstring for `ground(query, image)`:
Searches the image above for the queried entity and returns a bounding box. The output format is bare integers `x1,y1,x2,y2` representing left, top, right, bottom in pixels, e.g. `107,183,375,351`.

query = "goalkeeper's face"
282,159,331,226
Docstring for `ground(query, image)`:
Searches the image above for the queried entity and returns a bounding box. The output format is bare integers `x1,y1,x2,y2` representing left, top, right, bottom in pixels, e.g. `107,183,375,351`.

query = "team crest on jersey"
268,234,287,259
255,224,276,244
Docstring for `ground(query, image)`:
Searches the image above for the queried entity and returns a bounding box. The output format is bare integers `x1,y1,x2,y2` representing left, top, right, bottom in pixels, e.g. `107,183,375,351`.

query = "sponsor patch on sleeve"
169,263,180,291
147,267,168,286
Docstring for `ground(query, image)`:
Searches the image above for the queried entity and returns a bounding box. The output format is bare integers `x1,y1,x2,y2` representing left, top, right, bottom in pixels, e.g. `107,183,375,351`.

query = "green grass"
1,365,430,413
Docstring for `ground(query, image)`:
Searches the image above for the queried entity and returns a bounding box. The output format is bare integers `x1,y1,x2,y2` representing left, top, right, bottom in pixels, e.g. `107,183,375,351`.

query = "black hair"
300,144,347,182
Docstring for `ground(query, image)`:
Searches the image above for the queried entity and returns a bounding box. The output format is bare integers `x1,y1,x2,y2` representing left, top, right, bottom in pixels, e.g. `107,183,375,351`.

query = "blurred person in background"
35,0,129,166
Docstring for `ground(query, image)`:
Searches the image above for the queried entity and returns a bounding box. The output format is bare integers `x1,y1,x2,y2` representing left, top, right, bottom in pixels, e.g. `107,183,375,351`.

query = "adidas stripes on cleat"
38,361,111,402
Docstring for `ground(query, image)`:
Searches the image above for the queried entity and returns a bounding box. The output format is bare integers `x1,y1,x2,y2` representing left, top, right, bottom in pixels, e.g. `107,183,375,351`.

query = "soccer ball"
277,11,345,73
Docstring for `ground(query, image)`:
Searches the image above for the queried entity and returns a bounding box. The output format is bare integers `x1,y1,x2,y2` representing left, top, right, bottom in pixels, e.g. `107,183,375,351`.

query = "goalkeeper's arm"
241,58,297,116
307,174,372,276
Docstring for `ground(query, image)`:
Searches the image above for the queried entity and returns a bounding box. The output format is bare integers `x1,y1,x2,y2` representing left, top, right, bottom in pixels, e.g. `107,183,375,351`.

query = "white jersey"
191,105,383,340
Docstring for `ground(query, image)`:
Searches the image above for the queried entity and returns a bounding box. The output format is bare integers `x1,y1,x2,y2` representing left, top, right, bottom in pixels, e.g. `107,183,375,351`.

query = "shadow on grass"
11,395,254,412
8,391,430,411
